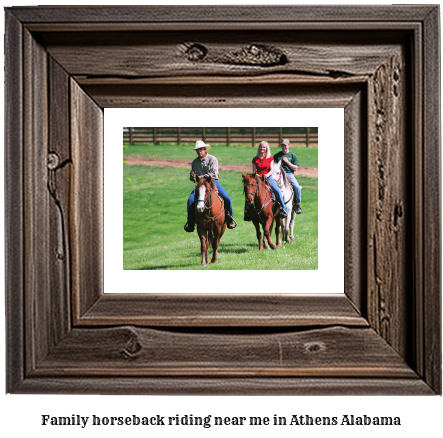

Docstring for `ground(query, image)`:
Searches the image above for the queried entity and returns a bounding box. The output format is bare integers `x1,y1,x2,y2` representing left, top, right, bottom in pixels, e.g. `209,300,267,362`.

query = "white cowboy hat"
192,140,211,151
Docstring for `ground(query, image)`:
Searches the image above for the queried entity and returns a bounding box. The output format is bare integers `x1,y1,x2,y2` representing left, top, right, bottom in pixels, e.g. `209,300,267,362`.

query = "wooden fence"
123,127,318,147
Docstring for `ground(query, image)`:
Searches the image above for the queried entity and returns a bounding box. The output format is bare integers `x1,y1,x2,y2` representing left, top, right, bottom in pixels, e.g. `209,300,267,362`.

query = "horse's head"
242,172,258,205
195,175,213,212
275,159,285,178
273,160,286,188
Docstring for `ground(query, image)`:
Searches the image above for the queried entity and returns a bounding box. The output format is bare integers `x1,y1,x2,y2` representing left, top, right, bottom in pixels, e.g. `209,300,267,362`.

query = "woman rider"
244,141,287,221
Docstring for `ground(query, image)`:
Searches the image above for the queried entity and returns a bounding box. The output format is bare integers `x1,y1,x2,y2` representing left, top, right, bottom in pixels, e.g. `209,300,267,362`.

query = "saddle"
256,175,279,215
258,175,275,200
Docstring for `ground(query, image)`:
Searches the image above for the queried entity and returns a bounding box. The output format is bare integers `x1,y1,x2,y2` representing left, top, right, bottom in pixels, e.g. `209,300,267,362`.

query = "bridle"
273,170,282,185
244,176,260,199
244,175,273,222
195,181,224,221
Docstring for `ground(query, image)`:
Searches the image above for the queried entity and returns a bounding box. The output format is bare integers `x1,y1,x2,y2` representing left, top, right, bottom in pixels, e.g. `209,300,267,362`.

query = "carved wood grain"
48,58,72,346
13,376,434,396
5,10,24,392
23,28,50,371
70,80,104,321
37,326,416,378
422,8,441,392
367,53,409,358
9,5,437,24
79,294,367,327
344,89,366,313
38,31,400,80
82,83,362,109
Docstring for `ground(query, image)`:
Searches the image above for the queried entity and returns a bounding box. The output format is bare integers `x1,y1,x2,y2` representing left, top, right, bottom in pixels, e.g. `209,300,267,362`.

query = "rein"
245,175,273,223
196,183,224,221
273,172,282,185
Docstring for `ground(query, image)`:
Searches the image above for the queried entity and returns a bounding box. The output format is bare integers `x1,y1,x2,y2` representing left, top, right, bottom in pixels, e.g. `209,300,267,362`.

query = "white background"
1,1,442,437
106,108,344,293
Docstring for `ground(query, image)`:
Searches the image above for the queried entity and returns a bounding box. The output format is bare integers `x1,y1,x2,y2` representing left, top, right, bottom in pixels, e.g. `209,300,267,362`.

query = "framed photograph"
5,5,441,394
118,117,322,272
108,108,342,295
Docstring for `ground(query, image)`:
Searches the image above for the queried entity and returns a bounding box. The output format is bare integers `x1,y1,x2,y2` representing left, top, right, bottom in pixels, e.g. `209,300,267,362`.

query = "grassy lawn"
124,143,318,169
124,164,318,270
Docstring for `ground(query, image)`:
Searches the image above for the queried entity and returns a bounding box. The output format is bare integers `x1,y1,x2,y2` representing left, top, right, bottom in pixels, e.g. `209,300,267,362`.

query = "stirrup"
227,218,237,229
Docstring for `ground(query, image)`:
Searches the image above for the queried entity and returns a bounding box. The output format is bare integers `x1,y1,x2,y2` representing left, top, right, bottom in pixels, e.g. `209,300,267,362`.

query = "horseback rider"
184,140,237,232
273,139,302,214
244,141,287,221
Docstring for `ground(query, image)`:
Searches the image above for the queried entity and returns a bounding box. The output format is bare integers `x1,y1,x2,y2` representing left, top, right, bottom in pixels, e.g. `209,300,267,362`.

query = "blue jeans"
244,175,287,217
286,173,301,203
267,175,287,212
187,180,233,225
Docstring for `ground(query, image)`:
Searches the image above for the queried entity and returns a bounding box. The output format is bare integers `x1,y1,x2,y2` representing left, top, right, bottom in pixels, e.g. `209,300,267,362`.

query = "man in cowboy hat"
273,139,302,214
184,140,237,232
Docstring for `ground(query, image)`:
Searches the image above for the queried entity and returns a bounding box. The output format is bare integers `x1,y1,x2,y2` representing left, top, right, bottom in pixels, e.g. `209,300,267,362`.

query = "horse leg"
199,230,208,266
210,234,221,264
262,216,275,249
262,233,269,250
262,222,269,250
209,227,218,264
207,229,214,264
281,218,286,242
253,220,264,251
289,209,295,243
263,216,277,249
275,215,282,248
283,216,290,242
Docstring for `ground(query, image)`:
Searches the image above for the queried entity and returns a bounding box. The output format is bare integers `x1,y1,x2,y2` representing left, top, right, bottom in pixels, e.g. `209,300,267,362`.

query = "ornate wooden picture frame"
5,6,441,394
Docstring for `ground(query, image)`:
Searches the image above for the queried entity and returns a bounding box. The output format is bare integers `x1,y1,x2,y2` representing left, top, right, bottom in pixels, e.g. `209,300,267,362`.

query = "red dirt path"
123,156,318,178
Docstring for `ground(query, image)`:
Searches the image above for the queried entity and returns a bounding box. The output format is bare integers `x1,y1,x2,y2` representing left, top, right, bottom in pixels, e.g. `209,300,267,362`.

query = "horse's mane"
257,174,267,184
277,163,291,192
197,176,217,192
255,174,271,190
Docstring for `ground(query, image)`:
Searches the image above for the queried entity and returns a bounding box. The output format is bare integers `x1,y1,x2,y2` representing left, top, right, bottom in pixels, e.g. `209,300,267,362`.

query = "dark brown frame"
5,6,441,394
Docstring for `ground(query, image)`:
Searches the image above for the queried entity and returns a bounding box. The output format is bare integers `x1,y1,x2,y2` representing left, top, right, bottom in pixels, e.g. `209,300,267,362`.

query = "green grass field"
124,143,318,169
123,164,318,270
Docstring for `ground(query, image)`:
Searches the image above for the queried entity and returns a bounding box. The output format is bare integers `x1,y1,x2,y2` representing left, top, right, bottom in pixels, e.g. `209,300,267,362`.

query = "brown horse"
194,175,226,266
242,172,282,250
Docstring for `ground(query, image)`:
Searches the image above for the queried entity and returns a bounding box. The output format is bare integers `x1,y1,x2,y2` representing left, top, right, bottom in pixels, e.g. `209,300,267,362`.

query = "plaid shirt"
191,154,219,180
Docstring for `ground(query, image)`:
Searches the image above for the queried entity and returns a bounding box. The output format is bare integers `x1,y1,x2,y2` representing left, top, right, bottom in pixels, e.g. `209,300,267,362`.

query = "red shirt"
252,156,274,175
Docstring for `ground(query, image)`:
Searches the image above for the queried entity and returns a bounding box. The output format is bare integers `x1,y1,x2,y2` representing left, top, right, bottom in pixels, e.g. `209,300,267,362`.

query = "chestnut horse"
195,175,226,266
242,172,282,250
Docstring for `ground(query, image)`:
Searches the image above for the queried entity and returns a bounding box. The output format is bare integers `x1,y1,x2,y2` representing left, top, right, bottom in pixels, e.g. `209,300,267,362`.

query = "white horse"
273,161,297,243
